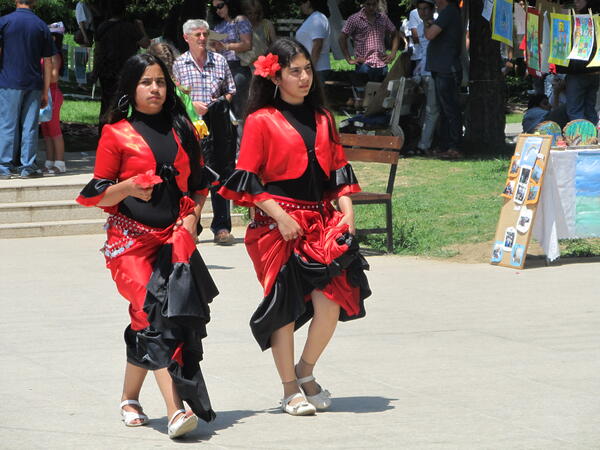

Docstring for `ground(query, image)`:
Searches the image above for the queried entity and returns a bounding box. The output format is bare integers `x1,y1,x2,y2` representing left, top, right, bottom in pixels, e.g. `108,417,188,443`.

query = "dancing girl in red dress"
77,54,218,438
219,38,371,416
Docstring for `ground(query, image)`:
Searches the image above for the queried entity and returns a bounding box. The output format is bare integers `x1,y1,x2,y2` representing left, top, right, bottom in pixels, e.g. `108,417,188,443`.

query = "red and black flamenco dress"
219,101,371,351
76,114,218,422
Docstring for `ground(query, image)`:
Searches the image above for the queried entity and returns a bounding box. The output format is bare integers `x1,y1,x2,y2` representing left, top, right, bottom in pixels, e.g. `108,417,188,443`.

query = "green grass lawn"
61,99,100,125
353,157,507,257
506,113,523,124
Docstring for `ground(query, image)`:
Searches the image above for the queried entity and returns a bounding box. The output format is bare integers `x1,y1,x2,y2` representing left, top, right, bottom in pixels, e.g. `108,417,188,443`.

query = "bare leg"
271,322,303,405
44,137,55,164
121,362,149,424
52,135,65,163
154,368,192,421
297,290,340,395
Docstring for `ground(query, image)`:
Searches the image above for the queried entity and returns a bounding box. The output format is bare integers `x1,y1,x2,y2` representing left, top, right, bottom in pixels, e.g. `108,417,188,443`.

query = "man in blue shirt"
0,0,55,178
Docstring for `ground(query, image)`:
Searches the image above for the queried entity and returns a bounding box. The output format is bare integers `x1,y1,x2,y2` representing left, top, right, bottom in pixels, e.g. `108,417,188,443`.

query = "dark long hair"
245,38,336,138
107,54,203,180
210,0,245,23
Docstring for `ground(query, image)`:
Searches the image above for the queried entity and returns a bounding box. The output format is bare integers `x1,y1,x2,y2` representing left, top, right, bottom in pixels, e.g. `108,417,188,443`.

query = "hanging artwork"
526,8,540,74
588,15,600,66
492,0,514,46
548,13,572,66
569,14,594,61
540,11,551,73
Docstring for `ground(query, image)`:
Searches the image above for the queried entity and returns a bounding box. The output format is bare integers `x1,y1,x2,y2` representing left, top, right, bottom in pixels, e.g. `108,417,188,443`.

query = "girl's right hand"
276,212,304,241
124,177,153,202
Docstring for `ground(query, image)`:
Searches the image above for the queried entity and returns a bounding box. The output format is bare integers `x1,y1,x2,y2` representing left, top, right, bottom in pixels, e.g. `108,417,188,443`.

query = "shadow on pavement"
326,396,397,414
144,409,258,442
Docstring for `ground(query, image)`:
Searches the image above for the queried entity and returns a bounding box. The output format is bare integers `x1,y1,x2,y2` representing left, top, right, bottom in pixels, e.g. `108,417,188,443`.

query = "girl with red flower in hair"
219,37,371,416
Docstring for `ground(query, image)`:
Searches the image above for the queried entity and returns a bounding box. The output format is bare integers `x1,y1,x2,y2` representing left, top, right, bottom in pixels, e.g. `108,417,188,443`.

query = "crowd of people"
0,0,474,180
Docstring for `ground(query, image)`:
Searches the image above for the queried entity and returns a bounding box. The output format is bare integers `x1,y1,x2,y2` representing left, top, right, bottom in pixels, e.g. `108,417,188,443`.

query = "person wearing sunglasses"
210,0,253,121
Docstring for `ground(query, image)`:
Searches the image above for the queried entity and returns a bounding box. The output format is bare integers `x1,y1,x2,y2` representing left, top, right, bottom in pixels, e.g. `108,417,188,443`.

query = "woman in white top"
296,0,331,82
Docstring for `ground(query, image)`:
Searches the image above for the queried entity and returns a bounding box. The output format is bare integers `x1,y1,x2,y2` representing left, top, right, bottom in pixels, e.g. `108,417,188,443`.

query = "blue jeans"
431,71,462,151
0,88,41,175
565,73,600,124
355,63,387,82
210,186,231,234
417,75,440,150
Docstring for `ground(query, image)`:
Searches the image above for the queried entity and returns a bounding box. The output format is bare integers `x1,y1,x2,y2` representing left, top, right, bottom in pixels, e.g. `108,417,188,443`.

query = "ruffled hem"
249,230,371,351
218,169,273,207
324,164,361,200
76,178,117,212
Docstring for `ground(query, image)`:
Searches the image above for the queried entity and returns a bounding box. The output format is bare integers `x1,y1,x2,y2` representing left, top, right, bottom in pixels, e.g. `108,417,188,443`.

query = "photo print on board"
502,180,516,198
516,206,533,233
531,162,544,184
491,241,504,263
511,243,526,267
514,183,527,204
503,226,517,250
519,167,532,184
508,156,519,178
526,185,540,203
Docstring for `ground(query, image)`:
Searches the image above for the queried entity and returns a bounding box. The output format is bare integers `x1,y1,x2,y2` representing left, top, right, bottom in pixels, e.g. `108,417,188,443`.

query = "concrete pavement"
0,231,599,449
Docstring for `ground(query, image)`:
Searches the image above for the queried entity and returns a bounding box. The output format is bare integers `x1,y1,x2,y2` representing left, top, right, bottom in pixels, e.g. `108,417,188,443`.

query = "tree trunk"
465,0,507,156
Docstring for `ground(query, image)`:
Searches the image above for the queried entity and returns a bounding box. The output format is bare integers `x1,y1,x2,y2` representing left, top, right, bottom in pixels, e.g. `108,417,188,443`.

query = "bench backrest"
340,134,401,195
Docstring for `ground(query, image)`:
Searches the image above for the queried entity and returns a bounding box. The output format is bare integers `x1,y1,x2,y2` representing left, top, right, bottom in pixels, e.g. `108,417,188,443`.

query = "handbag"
39,89,53,123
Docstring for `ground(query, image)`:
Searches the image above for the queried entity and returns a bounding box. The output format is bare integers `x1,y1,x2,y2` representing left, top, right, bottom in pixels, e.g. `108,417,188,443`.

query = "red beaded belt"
251,197,327,227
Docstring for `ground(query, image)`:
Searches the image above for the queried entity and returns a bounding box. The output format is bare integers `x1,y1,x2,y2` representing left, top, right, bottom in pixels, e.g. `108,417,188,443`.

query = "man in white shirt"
75,1,94,46
296,0,331,81
407,6,422,75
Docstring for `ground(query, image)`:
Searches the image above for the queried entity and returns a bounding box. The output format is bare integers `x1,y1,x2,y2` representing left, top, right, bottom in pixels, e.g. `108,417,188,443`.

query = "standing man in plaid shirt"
173,19,237,245
338,0,400,82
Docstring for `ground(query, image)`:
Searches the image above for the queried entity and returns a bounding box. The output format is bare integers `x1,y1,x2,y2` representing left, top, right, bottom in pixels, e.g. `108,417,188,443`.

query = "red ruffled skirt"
245,196,371,350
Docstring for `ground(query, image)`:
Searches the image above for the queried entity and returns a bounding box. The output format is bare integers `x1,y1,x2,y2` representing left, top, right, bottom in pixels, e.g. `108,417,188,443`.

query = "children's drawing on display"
520,137,543,167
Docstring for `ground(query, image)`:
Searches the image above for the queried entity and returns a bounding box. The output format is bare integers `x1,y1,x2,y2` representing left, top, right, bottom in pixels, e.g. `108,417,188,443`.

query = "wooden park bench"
340,133,402,252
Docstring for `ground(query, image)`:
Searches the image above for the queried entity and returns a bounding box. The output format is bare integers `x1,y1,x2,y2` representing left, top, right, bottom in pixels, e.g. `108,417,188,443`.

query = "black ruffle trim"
125,243,218,423
79,178,116,199
221,169,268,195
250,233,371,351
327,163,359,190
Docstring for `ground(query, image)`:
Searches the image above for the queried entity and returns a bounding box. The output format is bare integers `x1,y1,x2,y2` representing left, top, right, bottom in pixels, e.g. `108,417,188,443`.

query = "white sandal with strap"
281,392,316,416
296,375,332,410
168,409,198,439
120,399,149,427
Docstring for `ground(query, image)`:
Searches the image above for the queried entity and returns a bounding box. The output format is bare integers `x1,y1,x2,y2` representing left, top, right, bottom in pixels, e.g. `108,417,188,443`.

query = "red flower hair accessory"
253,53,281,78
133,170,163,188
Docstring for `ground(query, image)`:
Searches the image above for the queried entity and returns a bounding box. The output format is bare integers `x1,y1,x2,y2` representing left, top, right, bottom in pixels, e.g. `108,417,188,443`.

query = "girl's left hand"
175,214,199,240
338,213,356,235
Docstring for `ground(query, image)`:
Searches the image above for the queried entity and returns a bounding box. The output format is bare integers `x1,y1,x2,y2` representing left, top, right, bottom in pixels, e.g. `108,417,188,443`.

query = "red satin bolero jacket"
76,120,208,209
236,107,348,182
218,107,360,207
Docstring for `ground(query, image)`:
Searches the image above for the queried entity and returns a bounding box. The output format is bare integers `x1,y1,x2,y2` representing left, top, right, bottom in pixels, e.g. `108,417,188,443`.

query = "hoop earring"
273,84,279,99
117,94,130,113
